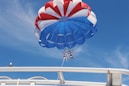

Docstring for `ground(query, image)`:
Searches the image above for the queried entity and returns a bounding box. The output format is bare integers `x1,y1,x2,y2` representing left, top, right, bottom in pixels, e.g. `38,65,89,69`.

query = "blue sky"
0,0,129,85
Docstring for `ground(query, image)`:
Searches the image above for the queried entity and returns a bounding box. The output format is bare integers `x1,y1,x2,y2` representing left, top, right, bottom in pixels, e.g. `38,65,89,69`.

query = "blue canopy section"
39,16,97,49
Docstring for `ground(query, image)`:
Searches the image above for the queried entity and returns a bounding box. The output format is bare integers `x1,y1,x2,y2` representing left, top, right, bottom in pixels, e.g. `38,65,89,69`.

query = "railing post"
107,70,112,86
107,70,122,86
58,71,65,84
112,73,122,86
30,82,35,86
1,82,6,86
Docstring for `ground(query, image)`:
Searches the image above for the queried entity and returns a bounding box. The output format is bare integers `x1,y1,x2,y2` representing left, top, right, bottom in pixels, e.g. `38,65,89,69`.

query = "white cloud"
0,0,35,28
116,48,129,68
106,47,129,69
73,45,129,68
0,0,37,49
11,0,35,27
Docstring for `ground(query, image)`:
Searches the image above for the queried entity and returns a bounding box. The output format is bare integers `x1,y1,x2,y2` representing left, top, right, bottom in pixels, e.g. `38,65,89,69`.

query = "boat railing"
0,67,129,86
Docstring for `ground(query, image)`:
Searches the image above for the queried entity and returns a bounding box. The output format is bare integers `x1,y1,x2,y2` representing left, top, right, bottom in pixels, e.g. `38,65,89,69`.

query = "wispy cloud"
0,0,38,51
73,44,129,68
0,0,36,43
106,46,129,69
11,0,35,27
0,0,35,28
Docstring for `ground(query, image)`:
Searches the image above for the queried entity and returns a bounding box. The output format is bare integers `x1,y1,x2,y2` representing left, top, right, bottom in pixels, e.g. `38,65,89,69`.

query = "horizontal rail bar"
0,67,129,75
0,80,127,86
0,79,106,86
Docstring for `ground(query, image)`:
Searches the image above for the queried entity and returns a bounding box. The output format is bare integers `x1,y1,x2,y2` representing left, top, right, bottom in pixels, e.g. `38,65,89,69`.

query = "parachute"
35,0,97,59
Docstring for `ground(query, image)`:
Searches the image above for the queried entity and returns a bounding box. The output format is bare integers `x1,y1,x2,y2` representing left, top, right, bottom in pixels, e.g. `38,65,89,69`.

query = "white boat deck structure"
0,67,129,86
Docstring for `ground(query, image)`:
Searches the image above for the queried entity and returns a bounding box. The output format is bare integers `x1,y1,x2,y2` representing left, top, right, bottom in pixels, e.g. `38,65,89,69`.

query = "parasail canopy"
35,0,97,50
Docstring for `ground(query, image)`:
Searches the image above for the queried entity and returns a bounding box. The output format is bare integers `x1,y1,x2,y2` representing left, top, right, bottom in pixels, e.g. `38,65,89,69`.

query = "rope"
61,57,66,67
54,56,66,86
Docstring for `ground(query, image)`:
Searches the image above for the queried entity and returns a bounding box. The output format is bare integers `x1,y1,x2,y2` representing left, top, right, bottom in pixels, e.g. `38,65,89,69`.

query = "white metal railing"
0,67,129,86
